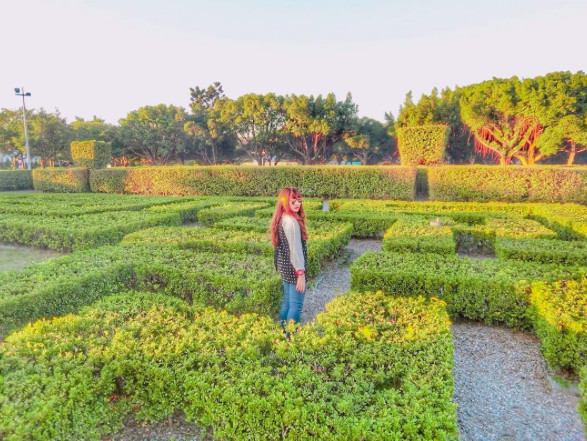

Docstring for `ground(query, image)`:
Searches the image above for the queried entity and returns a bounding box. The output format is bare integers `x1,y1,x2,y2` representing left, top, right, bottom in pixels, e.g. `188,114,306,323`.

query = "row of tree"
1,72,586,168
0,85,395,167
396,71,587,165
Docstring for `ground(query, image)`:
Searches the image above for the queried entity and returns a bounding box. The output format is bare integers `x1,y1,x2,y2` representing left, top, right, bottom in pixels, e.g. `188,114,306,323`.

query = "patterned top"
274,216,308,284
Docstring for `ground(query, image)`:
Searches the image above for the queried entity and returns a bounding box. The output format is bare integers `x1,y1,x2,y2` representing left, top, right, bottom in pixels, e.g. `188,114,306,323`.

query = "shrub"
496,238,587,266
0,170,33,190
396,125,450,165
0,291,458,440
529,279,586,372
33,168,90,192
71,140,111,169
382,216,455,254
350,251,587,328
89,165,417,199
428,166,587,203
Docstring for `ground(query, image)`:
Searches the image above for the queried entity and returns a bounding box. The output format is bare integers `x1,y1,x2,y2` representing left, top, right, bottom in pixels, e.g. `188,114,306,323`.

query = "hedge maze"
0,193,585,440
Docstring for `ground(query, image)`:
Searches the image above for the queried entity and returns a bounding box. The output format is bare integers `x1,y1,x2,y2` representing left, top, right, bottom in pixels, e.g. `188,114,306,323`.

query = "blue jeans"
279,281,305,335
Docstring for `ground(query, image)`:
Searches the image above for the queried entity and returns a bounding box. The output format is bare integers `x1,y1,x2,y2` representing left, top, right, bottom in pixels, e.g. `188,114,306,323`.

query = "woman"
271,187,308,337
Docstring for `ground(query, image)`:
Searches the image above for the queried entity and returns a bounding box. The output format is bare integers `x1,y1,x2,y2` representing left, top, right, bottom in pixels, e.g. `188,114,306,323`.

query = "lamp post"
14,87,32,170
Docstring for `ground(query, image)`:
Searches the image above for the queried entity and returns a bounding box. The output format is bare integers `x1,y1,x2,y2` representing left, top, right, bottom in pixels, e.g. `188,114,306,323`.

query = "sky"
1,0,586,125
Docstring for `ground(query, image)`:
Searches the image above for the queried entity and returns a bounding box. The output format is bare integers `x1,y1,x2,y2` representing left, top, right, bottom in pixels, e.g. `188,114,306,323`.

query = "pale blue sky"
1,0,585,124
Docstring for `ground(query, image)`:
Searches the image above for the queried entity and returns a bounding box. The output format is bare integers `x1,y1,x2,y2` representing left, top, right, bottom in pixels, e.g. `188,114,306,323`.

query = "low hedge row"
0,243,281,337
496,238,587,266
382,216,455,254
123,221,353,277
528,279,586,373
197,202,271,226
0,210,183,252
32,168,90,192
0,291,458,441
0,193,188,216
0,170,33,190
530,204,587,240
428,166,587,203
89,166,417,199
350,251,587,329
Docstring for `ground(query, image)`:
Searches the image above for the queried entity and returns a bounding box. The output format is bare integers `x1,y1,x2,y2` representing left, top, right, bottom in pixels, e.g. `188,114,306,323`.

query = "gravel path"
453,322,585,441
104,239,586,440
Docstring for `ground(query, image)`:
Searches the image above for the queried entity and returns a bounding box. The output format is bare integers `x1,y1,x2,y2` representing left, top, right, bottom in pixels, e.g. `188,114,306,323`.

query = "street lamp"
14,87,32,170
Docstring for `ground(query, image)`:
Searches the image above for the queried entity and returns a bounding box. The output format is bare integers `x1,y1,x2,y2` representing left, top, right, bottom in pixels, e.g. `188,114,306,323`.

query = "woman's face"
289,195,302,213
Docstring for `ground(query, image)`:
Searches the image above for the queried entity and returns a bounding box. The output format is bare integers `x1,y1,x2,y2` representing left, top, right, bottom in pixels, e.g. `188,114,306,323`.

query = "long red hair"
270,187,308,247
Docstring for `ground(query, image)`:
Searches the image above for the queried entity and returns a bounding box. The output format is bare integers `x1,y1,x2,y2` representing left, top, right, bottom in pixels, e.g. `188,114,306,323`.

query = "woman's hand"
296,275,305,293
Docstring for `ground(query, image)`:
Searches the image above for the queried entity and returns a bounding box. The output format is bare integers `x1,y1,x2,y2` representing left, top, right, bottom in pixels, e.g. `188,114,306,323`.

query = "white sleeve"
282,216,305,272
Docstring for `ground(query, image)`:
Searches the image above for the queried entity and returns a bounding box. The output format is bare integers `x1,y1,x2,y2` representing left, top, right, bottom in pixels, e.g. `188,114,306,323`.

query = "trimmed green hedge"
197,202,270,226
0,291,458,441
382,216,455,254
0,170,33,190
0,243,281,337
396,125,450,166
33,168,90,192
529,279,586,372
350,251,587,329
496,238,587,266
89,165,417,199
0,210,183,252
428,166,587,203
123,221,353,277
71,140,111,169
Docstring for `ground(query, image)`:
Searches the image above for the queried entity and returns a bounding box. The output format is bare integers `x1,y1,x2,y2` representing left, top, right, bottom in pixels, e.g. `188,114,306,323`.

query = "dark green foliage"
396,125,450,165
350,251,587,329
33,168,90,192
71,140,112,169
0,291,458,440
0,170,33,190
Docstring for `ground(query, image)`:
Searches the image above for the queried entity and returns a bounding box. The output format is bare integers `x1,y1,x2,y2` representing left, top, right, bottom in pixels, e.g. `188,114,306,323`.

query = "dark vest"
274,221,308,284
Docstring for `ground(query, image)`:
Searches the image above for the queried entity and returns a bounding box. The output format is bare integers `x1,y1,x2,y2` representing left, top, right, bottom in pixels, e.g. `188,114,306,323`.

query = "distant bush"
0,170,33,190
71,140,111,169
33,168,90,192
428,166,587,203
89,166,416,199
396,125,450,165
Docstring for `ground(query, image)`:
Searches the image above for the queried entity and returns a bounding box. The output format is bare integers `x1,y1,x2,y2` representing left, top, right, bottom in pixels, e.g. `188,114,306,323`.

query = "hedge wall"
71,140,111,169
0,170,33,191
33,168,90,192
396,125,450,166
90,166,417,199
428,166,587,203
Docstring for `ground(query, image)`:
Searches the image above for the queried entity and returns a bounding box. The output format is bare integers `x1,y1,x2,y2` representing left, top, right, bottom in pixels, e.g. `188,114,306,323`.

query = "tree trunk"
567,142,577,165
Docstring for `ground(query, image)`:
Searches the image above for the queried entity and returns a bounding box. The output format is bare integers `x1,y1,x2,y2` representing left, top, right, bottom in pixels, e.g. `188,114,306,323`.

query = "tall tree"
118,104,189,165
517,71,587,164
282,93,358,164
186,82,236,164
215,94,284,164
344,117,392,164
29,109,72,167
459,77,539,164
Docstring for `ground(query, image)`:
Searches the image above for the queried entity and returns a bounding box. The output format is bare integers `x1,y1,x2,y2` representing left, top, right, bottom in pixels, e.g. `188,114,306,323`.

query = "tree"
118,104,189,165
518,71,587,164
459,77,540,164
0,109,25,167
215,94,285,164
282,93,358,164
344,117,392,164
185,82,236,164
29,109,72,167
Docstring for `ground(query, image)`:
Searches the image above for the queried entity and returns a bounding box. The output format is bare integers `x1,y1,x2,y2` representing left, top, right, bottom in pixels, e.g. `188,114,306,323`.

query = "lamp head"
14,88,20,93
25,92,31,96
